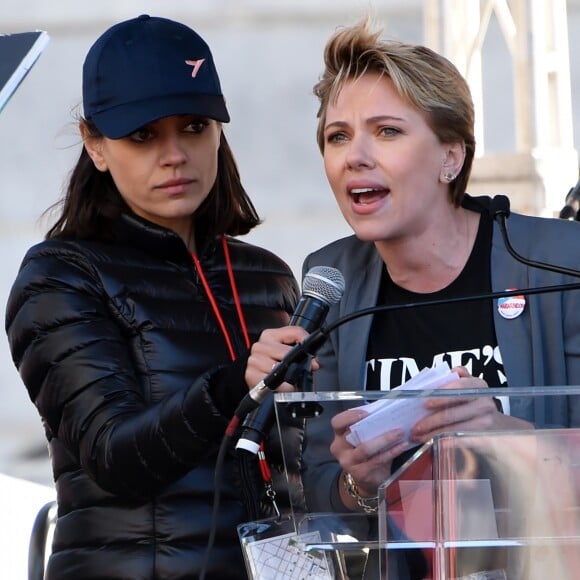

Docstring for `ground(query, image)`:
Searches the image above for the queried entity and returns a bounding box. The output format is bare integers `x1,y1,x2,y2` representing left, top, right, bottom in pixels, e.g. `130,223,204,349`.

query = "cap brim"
89,93,230,139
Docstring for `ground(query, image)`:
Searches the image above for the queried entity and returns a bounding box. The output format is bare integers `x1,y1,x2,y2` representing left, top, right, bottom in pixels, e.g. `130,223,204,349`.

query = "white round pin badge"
497,290,525,319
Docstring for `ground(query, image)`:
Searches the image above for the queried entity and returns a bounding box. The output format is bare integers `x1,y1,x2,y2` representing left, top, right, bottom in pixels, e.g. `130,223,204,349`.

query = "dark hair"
314,18,476,207
45,119,260,241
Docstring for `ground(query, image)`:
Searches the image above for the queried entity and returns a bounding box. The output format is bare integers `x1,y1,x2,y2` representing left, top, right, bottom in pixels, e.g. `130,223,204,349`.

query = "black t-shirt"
365,208,507,390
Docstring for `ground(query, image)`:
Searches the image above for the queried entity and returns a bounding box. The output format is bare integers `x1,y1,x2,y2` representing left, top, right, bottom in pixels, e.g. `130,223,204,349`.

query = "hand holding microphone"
242,327,308,392
235,266,345,454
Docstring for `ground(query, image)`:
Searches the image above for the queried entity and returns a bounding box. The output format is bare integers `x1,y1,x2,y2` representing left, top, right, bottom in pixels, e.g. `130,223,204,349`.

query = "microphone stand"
492,194,580,278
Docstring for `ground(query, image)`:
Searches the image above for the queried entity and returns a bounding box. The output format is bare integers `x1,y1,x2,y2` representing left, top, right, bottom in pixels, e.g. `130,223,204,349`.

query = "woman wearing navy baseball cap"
5,15,309,579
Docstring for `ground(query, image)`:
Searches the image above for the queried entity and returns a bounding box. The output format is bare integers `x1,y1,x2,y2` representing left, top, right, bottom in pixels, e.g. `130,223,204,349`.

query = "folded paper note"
346,363,459,446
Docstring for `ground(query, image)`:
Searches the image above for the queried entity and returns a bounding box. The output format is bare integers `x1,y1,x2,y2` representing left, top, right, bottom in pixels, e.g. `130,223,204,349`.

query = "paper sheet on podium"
346,363,459,446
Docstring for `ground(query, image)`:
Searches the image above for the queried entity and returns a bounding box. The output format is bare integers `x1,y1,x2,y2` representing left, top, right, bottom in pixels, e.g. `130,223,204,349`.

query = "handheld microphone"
235,266,345,454
288,266,346,329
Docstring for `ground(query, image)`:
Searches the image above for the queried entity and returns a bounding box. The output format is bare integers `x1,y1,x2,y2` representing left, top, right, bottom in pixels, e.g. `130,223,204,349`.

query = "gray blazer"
301,197,580,513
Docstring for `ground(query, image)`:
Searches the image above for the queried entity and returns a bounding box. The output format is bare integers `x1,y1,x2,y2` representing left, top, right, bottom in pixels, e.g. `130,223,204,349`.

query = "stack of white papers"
346,363,459,446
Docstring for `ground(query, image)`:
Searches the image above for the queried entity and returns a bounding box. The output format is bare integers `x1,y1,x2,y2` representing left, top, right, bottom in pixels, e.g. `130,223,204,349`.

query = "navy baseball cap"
82,14,230,139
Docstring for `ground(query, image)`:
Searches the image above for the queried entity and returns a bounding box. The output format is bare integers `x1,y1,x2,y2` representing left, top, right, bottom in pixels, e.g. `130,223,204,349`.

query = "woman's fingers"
245,326,310,388
411,397,496,441
330,408,368,434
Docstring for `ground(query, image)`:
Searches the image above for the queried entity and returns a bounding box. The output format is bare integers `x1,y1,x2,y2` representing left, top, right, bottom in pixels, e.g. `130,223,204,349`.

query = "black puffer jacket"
5,213,300,580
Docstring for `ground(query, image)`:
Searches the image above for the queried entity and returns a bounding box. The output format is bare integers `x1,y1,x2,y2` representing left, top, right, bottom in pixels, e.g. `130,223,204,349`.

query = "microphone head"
490,195,511,219
303,266,345,305
559,205,577,220
566,180,580,202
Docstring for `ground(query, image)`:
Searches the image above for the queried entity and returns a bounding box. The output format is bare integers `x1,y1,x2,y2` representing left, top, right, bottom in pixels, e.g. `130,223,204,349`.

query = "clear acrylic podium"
239,386,580,579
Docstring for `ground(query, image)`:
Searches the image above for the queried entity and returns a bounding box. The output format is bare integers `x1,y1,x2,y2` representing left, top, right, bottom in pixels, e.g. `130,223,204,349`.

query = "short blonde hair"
314,17,476,206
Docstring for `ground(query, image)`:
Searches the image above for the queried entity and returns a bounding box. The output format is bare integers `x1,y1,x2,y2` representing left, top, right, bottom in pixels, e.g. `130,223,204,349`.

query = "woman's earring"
443,172,456,183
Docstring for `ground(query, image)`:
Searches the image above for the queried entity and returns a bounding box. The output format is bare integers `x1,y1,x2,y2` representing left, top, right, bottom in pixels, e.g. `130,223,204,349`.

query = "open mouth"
350,187,389,205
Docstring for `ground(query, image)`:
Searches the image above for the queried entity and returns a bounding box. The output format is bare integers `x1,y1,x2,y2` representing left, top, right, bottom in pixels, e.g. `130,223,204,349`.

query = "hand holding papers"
346,363,459,447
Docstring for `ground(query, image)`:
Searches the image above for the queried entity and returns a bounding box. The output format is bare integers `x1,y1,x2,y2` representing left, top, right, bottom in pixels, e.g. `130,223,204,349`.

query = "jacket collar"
111,212,218,263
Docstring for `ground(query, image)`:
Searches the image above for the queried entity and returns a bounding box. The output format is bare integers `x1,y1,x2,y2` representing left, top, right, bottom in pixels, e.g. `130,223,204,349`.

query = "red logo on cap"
185,59,205,78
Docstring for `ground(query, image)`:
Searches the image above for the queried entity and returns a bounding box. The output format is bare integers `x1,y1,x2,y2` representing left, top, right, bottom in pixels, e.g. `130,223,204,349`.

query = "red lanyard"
193,237,277,508
191,236,251,360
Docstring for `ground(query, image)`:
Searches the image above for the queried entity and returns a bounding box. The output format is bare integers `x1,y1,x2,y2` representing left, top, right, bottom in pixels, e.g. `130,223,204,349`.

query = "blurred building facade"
426,0,578,216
